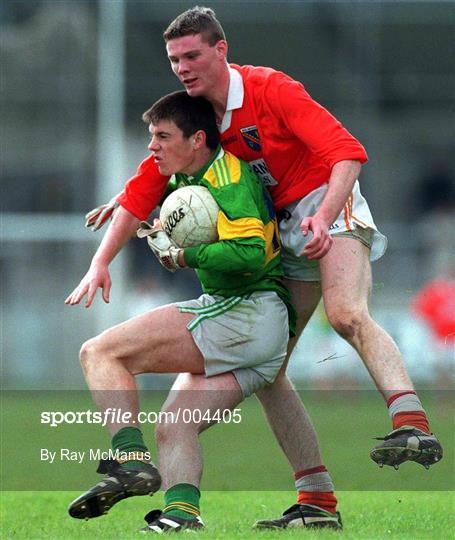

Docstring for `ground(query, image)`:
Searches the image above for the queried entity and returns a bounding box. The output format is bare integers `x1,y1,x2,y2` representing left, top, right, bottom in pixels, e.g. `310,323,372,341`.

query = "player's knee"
79,337,102,372
155,414,181,446
326,308,365,340
154,419,170,447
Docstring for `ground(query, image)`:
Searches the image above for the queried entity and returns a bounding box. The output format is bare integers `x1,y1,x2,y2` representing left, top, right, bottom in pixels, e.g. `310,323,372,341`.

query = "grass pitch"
1,390,453,538
1,490,453,539
2,390,453,492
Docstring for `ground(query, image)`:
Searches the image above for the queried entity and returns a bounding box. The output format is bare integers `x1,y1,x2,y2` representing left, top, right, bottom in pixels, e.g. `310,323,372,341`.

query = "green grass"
1,491,453,539
1,391,454,538
1,390,453,491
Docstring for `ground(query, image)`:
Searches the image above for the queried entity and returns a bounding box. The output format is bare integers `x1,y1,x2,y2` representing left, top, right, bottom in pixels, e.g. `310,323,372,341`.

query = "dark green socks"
112,426,149,469
164,483,201,520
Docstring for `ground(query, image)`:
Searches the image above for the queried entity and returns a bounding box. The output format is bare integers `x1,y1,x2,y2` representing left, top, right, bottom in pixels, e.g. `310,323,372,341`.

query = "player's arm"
139,217,266,274
182,183,267,273
183,235,266,273
272,74,368,167
301,159,361,259
271,75,367,259
141,181,267,273
85,154,170,230
66,206,140,308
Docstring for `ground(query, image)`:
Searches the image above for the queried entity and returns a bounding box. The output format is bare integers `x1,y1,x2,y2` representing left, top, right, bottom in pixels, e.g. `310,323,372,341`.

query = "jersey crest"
240,125,261,152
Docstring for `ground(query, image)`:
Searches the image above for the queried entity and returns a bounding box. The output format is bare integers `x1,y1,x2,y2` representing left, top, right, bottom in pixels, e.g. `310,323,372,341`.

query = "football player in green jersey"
66,91,302,533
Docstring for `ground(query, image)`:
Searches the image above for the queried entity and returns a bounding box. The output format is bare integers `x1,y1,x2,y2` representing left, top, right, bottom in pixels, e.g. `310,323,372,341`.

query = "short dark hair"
163,6,225,45
142,91,219,150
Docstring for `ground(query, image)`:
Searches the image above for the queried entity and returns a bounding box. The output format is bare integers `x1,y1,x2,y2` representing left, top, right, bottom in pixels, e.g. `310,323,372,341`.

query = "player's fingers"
65,288,83,306
74,281,93,304
307,245,329,260
300,218,311,237
85,208,104,229
64,286,79,304
305,236,333,260
85,218,97,230
93,208,110,231
85,207,101,221
84,283,98,308
101,278,111,304
301,232,325,257
302,243,320,258
302,227,323,252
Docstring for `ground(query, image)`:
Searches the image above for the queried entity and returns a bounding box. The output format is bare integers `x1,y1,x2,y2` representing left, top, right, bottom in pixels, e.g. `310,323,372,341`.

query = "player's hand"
137,220,183,272
65,264,112,308
300,215,333,259
85,195,121,231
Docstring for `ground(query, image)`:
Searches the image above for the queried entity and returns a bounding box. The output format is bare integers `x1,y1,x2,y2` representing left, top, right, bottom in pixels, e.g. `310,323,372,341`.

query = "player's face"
148,120,196,176
166,34,227,98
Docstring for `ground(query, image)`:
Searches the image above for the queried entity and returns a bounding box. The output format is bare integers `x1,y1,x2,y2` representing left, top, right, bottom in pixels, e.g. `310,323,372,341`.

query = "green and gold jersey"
166,146,296,334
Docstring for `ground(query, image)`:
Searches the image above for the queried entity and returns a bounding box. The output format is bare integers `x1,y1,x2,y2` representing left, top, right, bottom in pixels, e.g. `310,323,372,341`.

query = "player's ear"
192,130,206,149
215,40,228,59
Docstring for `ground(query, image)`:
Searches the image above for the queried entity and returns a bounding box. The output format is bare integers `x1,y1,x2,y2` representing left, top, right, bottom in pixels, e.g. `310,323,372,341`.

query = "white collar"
219,66,244,133
214,146,225,161
226,66,244,112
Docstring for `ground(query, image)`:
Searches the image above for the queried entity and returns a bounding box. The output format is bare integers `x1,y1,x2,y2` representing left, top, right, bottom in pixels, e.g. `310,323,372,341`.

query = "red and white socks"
387,391,430,433
294,466,337,514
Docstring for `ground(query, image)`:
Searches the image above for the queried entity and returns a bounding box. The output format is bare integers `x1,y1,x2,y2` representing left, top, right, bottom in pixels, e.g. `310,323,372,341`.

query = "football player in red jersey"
80,6,442,530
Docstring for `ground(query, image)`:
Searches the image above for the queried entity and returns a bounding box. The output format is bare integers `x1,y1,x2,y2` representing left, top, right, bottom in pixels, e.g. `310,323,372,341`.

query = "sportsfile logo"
40,408,242,427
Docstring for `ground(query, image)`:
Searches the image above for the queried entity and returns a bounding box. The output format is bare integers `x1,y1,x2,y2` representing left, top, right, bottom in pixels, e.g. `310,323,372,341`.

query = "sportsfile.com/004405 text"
40,408,242,427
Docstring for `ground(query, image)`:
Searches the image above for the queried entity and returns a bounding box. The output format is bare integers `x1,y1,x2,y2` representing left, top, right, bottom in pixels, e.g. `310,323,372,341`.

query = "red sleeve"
269,73,368,168
116,154,170,220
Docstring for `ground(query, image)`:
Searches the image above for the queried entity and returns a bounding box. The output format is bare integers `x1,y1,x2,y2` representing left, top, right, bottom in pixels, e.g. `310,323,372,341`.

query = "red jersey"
118,64,368,219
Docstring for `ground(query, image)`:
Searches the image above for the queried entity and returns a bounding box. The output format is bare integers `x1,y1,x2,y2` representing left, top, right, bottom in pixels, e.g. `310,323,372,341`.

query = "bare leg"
253,280,341,528
319,238,442,468
256,280,324,471
156,372,243,489
70,306,239,521
79,305,204,436
319,237,414,400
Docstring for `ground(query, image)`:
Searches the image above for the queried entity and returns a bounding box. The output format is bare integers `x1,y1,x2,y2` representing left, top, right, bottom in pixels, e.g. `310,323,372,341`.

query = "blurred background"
2,0,454,389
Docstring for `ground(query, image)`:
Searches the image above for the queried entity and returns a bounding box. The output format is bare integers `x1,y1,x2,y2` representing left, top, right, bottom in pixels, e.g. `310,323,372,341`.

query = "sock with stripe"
163,483,201,520
112,426,150,470
294,466,338,514
387,391,430,434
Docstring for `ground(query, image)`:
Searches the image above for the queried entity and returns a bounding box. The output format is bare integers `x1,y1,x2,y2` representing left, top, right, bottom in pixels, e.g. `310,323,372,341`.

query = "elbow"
243,247,266,273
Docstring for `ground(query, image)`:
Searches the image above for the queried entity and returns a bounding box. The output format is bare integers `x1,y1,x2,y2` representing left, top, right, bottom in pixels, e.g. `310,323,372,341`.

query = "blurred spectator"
412,277,455,344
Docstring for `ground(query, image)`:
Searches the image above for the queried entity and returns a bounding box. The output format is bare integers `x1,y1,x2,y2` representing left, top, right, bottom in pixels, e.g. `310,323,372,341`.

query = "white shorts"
175,291,289,398
279,181,388,281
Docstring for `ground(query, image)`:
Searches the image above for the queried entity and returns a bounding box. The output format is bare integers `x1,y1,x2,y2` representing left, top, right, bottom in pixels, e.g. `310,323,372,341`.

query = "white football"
159,185,219,248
